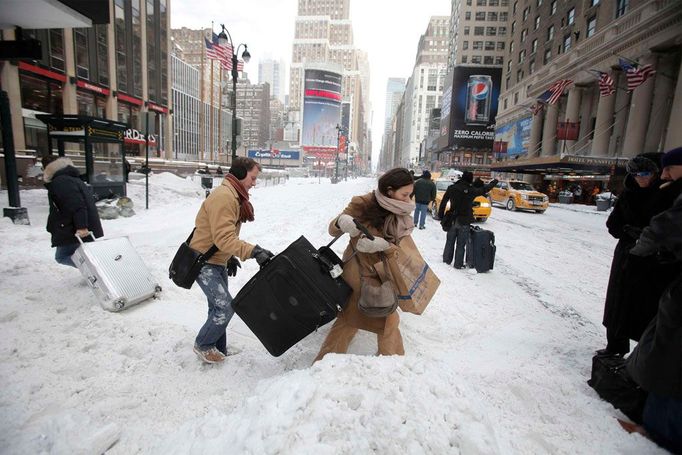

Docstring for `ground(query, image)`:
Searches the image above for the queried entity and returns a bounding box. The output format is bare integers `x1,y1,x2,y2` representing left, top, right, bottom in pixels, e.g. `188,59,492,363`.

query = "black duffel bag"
587,354,647,423
169,228,218,289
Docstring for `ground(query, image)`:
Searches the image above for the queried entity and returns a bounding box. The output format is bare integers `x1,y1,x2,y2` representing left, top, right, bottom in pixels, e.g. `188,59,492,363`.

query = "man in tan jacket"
190,157,273,364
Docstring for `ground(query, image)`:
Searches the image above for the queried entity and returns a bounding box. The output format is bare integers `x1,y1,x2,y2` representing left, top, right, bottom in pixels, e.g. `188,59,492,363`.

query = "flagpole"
209,58,214,163
199,35,205,162
218,64,223,163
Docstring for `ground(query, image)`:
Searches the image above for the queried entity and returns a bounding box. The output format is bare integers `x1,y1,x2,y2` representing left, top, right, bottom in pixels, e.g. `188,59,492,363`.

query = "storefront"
18,62,65,151
490,155,628,203
117,93,144,156
75,80,108,118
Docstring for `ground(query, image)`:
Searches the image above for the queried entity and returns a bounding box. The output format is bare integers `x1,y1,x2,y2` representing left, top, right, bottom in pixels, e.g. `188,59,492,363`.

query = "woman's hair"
357,168,413,229
229,157,262,179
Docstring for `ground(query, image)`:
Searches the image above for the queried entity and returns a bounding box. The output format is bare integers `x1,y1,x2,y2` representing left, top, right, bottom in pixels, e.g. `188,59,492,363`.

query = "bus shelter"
37,115,128,200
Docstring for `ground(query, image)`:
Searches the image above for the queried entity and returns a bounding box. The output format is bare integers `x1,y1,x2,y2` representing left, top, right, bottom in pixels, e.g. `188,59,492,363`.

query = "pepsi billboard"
301,68,343,148
439,66,502,149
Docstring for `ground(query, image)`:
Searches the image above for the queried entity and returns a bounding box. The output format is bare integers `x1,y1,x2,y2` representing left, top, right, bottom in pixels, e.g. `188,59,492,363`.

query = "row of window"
460,55,505,65
463,11,509,22
462,40,506,51
465,0,510,6
463,26,507,36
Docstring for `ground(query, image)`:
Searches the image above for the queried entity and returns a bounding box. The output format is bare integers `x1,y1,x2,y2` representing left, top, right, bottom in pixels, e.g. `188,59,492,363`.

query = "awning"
0,0,109,29
490,154,628,176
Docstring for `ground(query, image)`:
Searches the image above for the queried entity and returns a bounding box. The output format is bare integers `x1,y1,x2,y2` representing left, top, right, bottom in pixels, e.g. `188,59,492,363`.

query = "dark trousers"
443,221,470,268
643,392,682,454
605,326,630,355
55,243,79,268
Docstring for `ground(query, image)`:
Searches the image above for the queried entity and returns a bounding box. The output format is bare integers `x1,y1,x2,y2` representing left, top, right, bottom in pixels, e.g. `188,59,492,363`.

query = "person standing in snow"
314,168,416,361
189,157,274,364
599,152,679,357
438,171,498,269
42,155,103,267
412,170,436,230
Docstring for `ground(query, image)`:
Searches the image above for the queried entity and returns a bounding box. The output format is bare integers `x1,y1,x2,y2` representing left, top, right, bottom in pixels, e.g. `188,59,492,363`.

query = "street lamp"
334,124,345,184
217,24,251,162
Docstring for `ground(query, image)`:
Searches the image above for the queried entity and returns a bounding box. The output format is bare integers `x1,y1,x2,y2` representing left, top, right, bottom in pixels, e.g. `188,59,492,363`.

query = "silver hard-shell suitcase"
71,234,161,311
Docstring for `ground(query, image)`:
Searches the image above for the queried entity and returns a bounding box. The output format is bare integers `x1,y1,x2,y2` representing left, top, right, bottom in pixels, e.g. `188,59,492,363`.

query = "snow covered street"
0,175,664,454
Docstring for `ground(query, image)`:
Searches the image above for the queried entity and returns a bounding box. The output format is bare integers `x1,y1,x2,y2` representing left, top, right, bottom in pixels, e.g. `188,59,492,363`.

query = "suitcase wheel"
114,299,125,310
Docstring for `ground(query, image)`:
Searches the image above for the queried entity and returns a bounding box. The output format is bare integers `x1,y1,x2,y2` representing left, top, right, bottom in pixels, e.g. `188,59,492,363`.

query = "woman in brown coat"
315,168,415,361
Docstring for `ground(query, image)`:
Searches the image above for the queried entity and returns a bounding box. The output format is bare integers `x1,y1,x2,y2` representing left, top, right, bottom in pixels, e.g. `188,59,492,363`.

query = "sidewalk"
549,202,611,216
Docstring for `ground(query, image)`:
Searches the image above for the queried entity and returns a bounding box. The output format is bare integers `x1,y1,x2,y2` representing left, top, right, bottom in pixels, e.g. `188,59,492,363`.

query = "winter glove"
355,236,391,253
251,245,274,266
336,214,361,237
226,257,241,277
622,224,643,240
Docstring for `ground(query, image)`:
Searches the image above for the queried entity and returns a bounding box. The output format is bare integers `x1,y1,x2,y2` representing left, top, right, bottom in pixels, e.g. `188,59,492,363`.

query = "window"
497,41,505,50
463,41,469,50
521,29,528,42
513,1,518,13
485,41,495,50
514,92,519,104
464,26,470,35
504,98,508,110
544,48,551,63
507,60,512,72
587,16,597,37
591,0,600,5
498,26,507,36
74,28,89,79
563,35,571,52
495,56,504,65
567,8,575,25
531,39,538,53
534,16,540,30
523,7,530,21
500,12,508,21
461,55,468,63
471,55,482,64
475,12,486,21
465,11,471,20
510,41,514,53
484,56,494,65
616,0,629,18
547,25,555,41
474,27,484,35
529,60,536,74
488,12,498,21
473,41,483,50
505,77,510,89
489,0,499,5
477,0,487,5
518,50,526,63
537,0,543,5
467,0,472,4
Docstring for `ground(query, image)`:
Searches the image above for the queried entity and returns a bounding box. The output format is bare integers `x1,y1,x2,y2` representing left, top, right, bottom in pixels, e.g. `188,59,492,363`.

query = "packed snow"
0,173,664,454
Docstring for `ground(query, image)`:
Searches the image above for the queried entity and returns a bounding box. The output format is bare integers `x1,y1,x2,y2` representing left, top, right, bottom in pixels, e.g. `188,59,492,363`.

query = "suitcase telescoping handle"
74,232,96,244
325,217,373,248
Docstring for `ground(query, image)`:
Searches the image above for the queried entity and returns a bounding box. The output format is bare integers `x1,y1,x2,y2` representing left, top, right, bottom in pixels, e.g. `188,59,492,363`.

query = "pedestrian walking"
314,168,416,361
42,155,103,268
189,157,274,364
412,170,436,230
438,171,497,269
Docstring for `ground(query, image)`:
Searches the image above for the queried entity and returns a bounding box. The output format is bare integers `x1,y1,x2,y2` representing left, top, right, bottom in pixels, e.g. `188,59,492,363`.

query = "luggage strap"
186,228,219,259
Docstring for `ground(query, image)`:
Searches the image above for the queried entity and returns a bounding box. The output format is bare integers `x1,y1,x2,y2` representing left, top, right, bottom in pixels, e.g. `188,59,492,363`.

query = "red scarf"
226,173,254,222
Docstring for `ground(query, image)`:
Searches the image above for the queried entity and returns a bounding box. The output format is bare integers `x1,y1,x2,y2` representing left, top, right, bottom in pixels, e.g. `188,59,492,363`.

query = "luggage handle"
75,232,96,244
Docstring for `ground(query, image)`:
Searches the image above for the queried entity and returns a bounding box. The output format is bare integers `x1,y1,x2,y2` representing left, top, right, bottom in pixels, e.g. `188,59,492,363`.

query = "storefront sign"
18,62,66,82
147,102,168,114
76,80,110,96
124,128,156,145
248,150,300,160
563,156,625,167
117,93,144,106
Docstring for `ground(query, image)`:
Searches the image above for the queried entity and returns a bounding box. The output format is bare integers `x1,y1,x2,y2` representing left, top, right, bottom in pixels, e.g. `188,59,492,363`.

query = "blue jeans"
55,244,79,268
443,221,470,268
195,263,235,355
413,203,429,228
642,392,682,454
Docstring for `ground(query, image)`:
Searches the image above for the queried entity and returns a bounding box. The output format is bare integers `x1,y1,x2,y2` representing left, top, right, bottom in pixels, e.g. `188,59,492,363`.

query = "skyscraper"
258,58,287,104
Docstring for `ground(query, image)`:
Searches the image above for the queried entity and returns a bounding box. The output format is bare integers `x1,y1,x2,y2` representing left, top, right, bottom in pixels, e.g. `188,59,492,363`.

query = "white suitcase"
71,234,162,312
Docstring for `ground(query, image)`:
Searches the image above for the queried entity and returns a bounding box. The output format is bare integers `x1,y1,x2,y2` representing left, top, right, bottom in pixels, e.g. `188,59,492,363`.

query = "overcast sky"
172,0,450,163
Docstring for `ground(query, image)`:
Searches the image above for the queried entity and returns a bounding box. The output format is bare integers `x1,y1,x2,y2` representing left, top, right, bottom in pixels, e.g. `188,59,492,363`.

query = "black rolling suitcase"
466,225,496,273
232,235,352,356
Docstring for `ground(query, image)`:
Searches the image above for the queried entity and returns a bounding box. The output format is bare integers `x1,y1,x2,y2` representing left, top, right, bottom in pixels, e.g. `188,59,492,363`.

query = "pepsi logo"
471,83,489,100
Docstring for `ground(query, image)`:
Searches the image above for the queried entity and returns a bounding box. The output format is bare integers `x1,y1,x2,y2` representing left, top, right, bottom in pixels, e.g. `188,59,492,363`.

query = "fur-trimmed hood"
43,158,76,183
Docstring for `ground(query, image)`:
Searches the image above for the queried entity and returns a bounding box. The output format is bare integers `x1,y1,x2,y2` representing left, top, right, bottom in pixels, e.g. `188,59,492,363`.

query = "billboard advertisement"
301,69,343,148
439,66,502,149
494,116,532,156
247,149,300,160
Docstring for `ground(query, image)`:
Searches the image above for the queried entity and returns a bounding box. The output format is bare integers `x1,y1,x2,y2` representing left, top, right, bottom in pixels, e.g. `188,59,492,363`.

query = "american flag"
546,79,573,104
529,102,544,116
619,59,655,91
597,71,615,96
205,33,245,72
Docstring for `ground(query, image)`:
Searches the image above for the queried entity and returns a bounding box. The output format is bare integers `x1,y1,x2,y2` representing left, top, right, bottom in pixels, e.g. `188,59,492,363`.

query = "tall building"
2,0,172,158
235,79,270,150
288,0,370,169
494,0,682,175
379,77,405,170
258,58,287,104
398,16,450,166
447,0,510,71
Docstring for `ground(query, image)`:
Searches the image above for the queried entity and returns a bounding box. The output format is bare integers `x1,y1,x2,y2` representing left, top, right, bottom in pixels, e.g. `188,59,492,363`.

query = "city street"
0,176,664,453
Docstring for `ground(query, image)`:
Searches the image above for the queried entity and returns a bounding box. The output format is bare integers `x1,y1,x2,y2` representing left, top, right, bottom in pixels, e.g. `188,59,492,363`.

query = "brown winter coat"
189,178,256,265
329,192,404,336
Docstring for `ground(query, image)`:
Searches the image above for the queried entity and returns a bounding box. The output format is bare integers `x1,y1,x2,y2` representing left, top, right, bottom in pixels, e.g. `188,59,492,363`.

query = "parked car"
430,179,492,222
489,180,549,213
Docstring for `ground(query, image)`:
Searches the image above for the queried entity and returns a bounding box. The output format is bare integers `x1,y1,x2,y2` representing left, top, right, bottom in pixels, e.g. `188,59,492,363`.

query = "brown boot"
193,345,225,364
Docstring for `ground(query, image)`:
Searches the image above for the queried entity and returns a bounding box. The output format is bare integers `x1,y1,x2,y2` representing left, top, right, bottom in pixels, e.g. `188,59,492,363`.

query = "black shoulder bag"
169,228,219,289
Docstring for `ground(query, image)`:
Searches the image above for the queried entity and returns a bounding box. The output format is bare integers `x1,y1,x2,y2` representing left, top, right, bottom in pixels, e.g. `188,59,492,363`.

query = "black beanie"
462,171,474,183
661,147,682,168
422,170,431,179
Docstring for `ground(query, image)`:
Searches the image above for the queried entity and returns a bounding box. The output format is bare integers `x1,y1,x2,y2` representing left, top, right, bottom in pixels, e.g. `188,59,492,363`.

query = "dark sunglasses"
632,171,653,177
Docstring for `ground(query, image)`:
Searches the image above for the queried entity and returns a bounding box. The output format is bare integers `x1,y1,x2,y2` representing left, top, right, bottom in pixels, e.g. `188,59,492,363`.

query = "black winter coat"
602,175,679,341
438,178,498,225
627,194,682,398
44,159,104,247
412,178,436,204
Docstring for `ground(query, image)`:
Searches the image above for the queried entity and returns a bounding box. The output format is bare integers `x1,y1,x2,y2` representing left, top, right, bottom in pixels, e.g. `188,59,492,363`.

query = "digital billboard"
439,66,502,149
301,69,343,148
494,116,532,156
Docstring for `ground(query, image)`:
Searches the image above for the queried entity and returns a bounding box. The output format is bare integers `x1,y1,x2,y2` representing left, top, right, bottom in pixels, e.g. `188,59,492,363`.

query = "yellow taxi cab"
489,180,549,213
430,179,492,222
